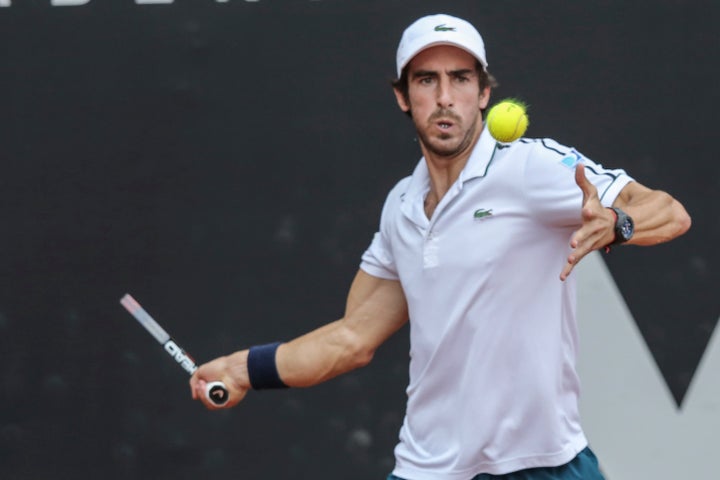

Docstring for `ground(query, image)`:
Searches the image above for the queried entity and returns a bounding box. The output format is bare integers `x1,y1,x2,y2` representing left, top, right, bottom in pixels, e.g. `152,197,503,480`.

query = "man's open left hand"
559,164,616,281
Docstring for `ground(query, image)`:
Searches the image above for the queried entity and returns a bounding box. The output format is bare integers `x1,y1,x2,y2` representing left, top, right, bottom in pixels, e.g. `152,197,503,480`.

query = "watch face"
620,218,634,240
611,207,634,244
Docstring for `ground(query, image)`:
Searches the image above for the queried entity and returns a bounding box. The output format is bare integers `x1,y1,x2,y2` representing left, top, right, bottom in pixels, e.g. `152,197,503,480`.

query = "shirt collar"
459,125,498,182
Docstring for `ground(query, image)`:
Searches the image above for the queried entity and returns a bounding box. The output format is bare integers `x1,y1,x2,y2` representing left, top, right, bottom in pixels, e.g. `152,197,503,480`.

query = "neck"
421,121,484,210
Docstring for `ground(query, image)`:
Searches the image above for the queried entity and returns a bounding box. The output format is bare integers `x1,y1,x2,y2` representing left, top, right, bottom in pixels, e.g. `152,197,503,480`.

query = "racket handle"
205,381,229,406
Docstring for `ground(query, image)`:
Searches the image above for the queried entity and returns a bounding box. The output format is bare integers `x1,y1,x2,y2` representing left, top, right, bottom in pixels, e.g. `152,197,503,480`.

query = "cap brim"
397,40,488,77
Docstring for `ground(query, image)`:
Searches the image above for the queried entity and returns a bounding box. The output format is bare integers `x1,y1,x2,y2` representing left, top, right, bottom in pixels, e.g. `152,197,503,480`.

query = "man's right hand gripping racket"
120,293,229,406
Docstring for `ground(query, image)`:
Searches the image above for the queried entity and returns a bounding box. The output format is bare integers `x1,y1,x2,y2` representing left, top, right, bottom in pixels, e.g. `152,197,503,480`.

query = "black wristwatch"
609,207,634,246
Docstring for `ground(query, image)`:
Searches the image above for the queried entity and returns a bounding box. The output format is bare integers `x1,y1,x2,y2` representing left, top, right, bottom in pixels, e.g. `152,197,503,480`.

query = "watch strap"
604,207,633,253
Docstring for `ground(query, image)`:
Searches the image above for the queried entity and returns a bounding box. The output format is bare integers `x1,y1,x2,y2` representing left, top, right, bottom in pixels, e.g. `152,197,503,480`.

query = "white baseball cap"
396,14,488,77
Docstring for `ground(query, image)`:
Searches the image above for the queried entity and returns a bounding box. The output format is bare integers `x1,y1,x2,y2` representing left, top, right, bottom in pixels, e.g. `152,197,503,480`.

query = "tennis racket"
120,293,229,406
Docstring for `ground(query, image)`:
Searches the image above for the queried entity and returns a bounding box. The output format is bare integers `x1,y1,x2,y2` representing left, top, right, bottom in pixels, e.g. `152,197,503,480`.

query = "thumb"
575,162,595,204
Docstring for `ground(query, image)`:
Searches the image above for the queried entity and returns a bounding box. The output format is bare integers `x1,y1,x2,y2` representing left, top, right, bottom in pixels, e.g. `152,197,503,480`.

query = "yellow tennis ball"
486,99,529,143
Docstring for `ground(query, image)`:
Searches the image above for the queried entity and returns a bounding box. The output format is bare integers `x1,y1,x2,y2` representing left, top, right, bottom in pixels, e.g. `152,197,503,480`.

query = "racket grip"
205,381,229,406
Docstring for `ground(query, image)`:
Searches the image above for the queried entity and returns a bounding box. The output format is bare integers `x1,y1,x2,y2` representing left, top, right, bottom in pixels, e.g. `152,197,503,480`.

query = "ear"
479,86,491,110
394,87,411,113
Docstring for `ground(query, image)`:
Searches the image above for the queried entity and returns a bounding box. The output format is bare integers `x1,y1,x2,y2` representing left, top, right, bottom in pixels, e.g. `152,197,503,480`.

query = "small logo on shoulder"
434,24,456,32
560,149,584,169
474,208,493,219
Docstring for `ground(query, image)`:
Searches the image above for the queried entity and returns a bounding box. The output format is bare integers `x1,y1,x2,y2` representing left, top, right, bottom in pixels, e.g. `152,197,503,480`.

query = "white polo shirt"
360,128,633,480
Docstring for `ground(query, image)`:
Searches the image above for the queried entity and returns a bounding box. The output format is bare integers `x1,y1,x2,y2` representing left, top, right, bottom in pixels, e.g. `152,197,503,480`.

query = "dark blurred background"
0,1,716,478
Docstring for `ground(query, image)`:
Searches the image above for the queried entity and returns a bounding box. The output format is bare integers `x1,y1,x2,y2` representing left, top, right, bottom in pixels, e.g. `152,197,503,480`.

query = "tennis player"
190,13,690,480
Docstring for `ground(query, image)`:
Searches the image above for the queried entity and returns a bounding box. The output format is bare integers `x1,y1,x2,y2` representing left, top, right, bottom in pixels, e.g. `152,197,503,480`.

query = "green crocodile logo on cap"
434,24,456,32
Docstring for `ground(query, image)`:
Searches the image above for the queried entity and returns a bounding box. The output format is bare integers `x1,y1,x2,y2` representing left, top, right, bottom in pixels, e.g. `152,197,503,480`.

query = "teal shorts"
387,447,605,480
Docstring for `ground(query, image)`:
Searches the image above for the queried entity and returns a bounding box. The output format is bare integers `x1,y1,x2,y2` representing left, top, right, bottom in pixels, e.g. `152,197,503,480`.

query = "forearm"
221,320,374,391
616,187,691,246
276,320,374,387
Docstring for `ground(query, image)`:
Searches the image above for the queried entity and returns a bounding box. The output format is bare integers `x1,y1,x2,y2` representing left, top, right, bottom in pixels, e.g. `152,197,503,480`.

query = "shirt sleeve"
523,138,634,227
360,232,399,280
359,178,410,281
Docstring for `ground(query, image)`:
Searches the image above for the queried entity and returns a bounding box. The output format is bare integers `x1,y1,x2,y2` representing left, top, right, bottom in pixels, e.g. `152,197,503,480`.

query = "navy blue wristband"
247,342,288,390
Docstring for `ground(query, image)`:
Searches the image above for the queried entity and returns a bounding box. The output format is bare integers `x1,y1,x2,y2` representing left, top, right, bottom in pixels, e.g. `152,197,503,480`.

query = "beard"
414,108,481,158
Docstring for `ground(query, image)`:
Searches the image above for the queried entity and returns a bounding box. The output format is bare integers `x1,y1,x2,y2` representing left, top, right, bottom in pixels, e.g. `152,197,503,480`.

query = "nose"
436,76,453,108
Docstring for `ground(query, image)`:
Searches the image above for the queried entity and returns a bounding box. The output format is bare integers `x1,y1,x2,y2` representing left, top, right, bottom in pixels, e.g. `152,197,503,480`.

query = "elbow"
654,200,691,245
352,350,375,370
672,200,692,238
348,340,376,370
338,326,376,371
638,196,691,246
677,214,692,237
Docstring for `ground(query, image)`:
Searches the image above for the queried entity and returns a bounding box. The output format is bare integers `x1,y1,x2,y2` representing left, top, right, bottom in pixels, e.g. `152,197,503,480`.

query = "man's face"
395,45,490,158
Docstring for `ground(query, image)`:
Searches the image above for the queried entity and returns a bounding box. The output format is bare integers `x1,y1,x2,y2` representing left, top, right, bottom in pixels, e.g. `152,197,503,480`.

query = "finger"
569,233,579,249
195,379,208,403
560,260,573,281
189,374,198,400
571,205,599,247
560,248,585,281
562,222,608,280
574,163,600,205
562,229,593,280
575,163,589,195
